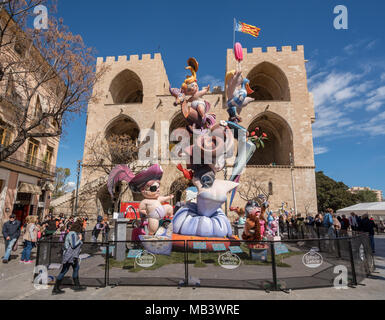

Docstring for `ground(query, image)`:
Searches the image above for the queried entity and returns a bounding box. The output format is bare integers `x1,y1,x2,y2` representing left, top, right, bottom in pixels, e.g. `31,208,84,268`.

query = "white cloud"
381,73,385,82
63,182,76,193
366,102,382,112
344,39,378,55
314,147,329,155
199,75,224,89
334,87,357,102
365,86,385,111
311,72,357,106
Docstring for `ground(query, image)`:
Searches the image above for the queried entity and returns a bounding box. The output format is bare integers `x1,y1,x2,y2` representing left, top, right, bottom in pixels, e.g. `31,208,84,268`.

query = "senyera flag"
235,20,261,39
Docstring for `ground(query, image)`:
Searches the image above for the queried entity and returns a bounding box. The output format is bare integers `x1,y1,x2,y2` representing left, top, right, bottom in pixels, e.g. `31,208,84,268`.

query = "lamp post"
74,160,82,217
289,153,298,216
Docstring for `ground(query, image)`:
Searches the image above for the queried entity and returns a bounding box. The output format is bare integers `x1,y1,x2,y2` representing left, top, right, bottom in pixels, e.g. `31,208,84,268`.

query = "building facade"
0,11,60,227
54,45,318,217
349,187,383,202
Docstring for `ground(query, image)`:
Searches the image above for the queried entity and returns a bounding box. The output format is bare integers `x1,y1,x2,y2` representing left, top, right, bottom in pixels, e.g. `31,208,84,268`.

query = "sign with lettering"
229,246,243,254
218,251,241,270
212,243,227,252
127,249,143,258
135,250,156,268
193,242,207,250
302,249,323,268
274,243,289,255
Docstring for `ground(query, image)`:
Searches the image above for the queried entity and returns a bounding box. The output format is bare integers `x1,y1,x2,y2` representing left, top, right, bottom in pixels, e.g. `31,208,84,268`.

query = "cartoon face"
141,181,161,199
185,82,198,96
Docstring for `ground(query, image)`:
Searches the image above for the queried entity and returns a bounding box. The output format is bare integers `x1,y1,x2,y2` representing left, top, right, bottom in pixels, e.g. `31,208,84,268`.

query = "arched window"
169,112,190,158
247,62,290,101
105,116,140,165
269,182,273,195
248,112,293,166
109,70,143,104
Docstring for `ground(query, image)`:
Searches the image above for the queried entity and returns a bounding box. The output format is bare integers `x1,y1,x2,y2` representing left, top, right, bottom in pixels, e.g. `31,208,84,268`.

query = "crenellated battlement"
96,52,162,66
226,45,304,57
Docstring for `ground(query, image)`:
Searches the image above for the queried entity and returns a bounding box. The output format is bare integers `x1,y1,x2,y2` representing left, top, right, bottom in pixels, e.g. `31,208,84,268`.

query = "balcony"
0,147,56,177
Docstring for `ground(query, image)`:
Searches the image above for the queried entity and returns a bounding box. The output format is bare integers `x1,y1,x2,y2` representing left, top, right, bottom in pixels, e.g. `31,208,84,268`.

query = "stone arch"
105,115,140,140
247,62,290,101
105,115,140,165
109,69,143,104
169,111,187,136
169,111,190,157
169,177,192,206
247,111,293,166
96,184,113,215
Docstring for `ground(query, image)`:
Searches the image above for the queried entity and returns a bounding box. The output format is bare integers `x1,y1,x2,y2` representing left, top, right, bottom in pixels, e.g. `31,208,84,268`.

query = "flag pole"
233,18,236,47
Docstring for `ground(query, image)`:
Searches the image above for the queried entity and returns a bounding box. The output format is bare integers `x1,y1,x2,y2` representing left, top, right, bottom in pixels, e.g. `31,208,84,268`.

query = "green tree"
316,171,359,212
355,190,378,203
53,167,71,199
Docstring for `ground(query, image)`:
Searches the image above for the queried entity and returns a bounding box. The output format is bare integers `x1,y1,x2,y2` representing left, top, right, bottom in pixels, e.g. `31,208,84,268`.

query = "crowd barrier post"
348,238,358,286
316,227,322,252
183,241,188,287
270,242,278,291
105,243,110,287
335,230,341,258
36,240,41,267
185,241,189,287
47,238,52,267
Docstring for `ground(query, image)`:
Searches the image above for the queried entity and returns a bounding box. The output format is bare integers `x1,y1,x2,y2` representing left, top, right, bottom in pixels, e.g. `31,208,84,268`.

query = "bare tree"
82,133,149,214
238,174,270,205
0,1,107,161
84,133,142,176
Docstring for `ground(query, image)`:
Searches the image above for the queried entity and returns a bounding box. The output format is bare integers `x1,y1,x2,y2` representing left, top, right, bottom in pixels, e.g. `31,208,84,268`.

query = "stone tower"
71,46,317,217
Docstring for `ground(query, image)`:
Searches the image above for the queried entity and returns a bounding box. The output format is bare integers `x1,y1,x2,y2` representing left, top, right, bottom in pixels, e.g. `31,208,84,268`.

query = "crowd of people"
279,209,378,253
2,213,111,264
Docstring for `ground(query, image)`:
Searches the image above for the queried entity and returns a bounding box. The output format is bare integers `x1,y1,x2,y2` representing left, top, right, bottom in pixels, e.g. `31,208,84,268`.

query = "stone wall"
60,46,318,218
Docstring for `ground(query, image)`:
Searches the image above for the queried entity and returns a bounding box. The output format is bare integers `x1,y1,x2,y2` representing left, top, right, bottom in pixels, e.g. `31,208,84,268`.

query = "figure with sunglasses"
107,164,174,236
139,179,174,236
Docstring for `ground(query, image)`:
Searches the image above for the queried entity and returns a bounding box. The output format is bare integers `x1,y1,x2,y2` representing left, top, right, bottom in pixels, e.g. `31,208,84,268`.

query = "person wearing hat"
2,214,21,263
108,164,174,236
52,220,86,295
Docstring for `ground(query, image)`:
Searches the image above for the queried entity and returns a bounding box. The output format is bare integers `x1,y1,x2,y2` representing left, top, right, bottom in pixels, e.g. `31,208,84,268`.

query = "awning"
337,202,385,217
18,182,42,195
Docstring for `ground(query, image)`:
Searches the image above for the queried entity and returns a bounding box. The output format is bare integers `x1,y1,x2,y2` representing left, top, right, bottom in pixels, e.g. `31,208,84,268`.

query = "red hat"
130,164,163,192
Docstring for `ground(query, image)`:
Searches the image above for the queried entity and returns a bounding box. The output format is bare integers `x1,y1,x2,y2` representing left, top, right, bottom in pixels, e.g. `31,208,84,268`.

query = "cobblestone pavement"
1,236,384,300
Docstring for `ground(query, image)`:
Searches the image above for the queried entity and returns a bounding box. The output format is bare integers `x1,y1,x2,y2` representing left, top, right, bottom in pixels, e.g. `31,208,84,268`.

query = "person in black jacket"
2,214,21,263
360,214,376,253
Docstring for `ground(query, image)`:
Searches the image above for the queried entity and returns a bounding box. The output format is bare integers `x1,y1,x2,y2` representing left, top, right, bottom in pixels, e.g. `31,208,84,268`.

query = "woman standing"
52,220,87,295
20,216,38,264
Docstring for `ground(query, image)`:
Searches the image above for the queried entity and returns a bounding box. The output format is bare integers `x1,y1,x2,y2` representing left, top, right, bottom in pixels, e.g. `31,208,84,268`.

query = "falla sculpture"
108,42,268,250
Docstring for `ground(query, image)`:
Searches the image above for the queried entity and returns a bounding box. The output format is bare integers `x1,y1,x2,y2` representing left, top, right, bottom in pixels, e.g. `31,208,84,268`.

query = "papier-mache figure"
225,70,254,123
267,211,279,237
107,164,174,235
170,58,216,132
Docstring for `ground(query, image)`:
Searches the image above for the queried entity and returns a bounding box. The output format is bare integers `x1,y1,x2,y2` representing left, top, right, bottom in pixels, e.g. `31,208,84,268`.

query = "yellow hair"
225,70,236,89
182,66,197,91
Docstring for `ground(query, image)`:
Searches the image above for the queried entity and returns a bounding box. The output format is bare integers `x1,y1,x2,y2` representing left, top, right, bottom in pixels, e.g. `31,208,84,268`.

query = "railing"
1,147,56,177
34,231,375,291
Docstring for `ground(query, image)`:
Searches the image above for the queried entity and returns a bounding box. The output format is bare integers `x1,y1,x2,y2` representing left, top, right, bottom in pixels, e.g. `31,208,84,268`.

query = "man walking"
360,214,376,254
349,212,358,232
2,214,21,263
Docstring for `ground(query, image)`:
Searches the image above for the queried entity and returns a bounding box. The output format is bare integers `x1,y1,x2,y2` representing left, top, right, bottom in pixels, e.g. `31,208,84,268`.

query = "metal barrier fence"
34,225,375,291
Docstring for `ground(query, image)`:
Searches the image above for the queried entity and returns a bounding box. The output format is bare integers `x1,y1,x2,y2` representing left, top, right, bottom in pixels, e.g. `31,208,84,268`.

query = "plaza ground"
1,236,385,300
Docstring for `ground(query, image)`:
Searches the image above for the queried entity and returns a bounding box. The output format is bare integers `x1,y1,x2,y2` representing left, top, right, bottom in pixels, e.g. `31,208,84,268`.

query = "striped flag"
235,20,261,39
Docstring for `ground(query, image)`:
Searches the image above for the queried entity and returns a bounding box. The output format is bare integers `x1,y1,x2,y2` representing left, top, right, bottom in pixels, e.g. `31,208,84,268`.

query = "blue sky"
53,0,385,197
